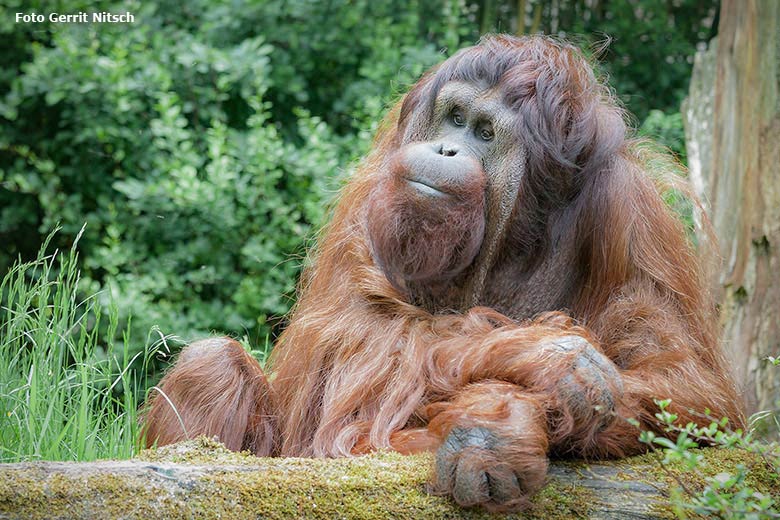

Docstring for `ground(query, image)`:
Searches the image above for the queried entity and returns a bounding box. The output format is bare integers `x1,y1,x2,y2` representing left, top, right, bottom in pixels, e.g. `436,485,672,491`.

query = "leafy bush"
0,3,349,355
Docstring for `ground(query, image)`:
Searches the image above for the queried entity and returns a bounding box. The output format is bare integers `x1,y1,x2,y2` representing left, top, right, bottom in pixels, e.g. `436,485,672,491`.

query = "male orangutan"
143,35,744,511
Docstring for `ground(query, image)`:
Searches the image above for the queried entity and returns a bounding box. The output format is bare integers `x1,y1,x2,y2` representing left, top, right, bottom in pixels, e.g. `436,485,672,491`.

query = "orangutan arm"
413,287,745,460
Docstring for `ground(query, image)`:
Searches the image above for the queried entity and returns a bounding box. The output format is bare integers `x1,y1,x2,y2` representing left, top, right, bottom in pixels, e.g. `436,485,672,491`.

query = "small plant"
0,227,160,462
636,399,780,519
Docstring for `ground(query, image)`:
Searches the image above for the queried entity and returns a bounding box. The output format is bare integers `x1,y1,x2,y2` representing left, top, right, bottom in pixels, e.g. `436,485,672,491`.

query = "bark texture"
683,0,780,415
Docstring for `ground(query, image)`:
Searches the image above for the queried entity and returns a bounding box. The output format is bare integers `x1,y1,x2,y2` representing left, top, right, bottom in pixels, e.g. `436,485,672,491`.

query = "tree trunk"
683,0,780,417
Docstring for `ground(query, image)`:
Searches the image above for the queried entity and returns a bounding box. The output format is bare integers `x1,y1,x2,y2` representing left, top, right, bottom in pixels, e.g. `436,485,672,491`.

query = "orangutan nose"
436,143,459,157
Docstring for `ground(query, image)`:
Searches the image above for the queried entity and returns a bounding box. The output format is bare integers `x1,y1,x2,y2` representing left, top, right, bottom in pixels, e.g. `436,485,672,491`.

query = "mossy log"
0,437,772,519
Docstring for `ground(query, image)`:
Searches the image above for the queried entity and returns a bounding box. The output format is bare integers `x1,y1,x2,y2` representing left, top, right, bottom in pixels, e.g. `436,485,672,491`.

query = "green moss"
2,439,778,519
623,448,778,490
136,436,259,465
527,480,595,518
134,438,597,518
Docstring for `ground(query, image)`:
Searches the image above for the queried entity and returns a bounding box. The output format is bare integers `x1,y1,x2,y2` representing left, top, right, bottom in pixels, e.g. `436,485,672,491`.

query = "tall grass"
0,228,152,462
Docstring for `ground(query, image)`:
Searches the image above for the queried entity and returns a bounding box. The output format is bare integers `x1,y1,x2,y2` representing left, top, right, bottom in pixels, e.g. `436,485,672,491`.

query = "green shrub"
0,4,349,356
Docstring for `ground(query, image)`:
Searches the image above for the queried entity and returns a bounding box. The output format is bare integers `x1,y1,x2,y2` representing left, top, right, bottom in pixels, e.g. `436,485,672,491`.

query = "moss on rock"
1,437,777,519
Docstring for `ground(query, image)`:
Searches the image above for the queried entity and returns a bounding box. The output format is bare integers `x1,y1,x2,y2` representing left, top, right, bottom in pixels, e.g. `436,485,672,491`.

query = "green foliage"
639,399,780,518
207,0,448,136
0,229,149,461
0,1,714,366
0,1,348,353
639,109,688,163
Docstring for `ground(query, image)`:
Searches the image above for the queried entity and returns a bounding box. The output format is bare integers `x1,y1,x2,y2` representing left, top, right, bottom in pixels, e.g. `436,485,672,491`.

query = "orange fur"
141,338,277,455
143,35,745,511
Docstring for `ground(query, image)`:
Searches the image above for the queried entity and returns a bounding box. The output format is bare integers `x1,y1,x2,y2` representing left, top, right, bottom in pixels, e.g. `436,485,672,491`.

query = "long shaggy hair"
143,34,744,512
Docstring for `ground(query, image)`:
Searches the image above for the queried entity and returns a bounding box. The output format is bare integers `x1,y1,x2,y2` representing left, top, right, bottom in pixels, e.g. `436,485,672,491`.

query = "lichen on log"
0,437,774,519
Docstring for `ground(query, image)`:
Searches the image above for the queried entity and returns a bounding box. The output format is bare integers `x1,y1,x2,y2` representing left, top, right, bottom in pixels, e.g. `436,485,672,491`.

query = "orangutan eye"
451,109,465,126
479,125,494,141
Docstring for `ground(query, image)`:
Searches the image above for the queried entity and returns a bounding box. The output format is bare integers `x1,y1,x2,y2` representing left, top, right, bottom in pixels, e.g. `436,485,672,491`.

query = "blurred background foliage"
0,0,717,369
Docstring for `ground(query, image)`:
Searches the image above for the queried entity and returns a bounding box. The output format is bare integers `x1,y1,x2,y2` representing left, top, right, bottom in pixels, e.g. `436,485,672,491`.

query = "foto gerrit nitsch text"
15,12,135,24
